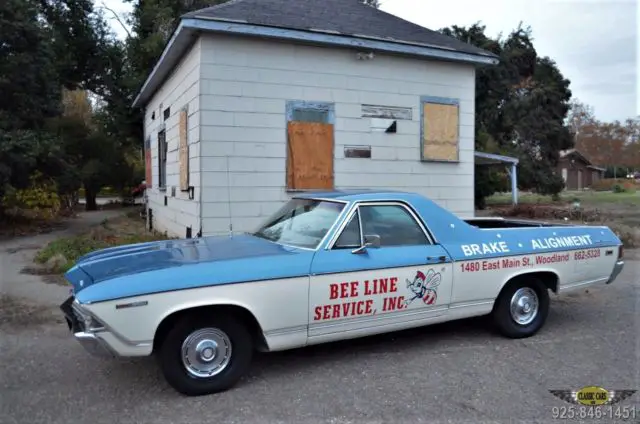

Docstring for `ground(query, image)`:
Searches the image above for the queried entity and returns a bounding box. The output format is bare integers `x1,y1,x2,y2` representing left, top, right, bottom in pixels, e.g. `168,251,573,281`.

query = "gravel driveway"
1,225,638,423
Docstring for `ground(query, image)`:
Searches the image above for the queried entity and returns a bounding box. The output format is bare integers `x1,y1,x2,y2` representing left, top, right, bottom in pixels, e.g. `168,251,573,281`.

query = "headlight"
72,302,105,332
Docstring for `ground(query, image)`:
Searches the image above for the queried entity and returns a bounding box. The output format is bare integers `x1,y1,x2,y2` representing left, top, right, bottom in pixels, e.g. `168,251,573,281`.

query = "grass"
33,214,173,274
486,190,640,207
482,189,640,248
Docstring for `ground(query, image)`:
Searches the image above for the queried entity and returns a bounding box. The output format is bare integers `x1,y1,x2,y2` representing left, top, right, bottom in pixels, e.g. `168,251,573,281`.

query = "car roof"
292,189,420,202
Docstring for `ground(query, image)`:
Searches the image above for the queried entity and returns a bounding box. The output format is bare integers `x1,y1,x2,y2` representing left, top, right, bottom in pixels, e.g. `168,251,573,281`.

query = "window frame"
333,208,364,249
420,95,460,163
284,100,336,192
157,128,167,190
327,201,435,250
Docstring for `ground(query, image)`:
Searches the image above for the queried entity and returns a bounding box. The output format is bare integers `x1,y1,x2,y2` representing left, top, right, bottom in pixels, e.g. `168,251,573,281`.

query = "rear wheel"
157,315,253,396
492,276,550,338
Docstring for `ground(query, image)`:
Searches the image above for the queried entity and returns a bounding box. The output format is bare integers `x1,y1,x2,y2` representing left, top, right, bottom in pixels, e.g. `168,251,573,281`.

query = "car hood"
65,234,314,303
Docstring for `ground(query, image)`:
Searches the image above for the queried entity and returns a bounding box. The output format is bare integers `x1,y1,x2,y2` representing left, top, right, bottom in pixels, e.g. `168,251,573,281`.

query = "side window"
359,205,429,247
334,210,361,248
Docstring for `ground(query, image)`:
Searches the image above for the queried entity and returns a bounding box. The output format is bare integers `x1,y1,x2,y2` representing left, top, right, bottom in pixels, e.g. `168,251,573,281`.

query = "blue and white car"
59,190,625,396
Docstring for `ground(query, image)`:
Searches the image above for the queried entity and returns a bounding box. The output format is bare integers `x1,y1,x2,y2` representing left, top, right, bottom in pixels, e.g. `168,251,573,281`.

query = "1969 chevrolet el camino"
60,190,625,396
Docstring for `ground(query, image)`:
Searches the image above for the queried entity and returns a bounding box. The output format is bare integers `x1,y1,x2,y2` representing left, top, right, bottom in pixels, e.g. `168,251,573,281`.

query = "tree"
0,0,64,211
440,23,574,206
49,88,137,211
568,101,638,173
566,99,596,136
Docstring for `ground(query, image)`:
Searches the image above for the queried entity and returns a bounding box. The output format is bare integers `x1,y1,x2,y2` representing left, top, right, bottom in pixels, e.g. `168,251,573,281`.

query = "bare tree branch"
98,1,131,38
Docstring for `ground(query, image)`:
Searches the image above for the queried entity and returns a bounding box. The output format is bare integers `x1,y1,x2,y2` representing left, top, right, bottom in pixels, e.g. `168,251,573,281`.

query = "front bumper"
59,296,117,358
606,260,624,284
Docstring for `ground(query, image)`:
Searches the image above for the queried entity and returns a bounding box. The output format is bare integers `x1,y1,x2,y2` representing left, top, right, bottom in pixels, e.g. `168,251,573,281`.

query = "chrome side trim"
448,300,495,309
263,325,308,337
309,305,448,331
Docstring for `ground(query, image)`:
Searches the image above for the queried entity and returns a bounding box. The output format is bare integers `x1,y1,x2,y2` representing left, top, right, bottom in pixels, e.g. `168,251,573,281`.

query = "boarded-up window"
178,109,189,191
421,96,460,162
158,129,167,188
144,137,152,187
285,101,335,190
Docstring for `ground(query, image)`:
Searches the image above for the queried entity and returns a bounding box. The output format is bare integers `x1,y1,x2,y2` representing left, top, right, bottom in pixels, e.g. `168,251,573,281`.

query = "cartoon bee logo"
405,269,442,306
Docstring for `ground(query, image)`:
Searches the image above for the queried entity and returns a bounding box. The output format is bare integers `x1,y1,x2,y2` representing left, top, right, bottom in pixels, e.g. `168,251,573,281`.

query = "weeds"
33,215,171,274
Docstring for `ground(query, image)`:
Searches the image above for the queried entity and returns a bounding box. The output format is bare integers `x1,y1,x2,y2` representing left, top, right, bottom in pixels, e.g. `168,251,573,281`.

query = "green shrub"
2,172,61,219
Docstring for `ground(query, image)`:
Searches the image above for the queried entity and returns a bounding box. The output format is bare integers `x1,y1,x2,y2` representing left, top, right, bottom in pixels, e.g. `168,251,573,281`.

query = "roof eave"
132,17,500,109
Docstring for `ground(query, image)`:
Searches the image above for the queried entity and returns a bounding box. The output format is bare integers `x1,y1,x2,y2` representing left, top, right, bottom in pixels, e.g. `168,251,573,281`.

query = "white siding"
197,34,477,236
144,39,202,237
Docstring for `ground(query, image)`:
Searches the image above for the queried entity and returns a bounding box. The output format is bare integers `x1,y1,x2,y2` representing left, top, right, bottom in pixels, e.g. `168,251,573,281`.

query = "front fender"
83,277,309,347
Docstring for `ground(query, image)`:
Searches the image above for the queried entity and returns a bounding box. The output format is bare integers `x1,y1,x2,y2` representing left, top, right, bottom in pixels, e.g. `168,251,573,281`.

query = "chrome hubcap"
510,287,539,325
181,328,232,378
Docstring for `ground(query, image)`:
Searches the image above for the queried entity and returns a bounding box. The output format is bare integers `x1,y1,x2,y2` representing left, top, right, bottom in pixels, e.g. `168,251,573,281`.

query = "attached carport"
474,151,519,205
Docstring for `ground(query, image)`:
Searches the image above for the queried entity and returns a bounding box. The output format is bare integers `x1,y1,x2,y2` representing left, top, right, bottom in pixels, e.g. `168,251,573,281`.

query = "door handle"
427,256,447,263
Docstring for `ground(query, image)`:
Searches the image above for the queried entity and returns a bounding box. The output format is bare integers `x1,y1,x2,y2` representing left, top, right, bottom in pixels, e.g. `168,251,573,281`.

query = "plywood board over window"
420,96,460,162
178,109,189,191
285,101,335,191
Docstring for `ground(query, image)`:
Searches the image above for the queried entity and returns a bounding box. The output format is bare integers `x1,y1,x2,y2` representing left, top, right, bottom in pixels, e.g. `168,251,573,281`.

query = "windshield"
252,198,346,249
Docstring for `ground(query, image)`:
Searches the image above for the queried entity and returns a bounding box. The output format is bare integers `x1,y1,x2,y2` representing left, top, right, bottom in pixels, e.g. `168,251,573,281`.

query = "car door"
308,201,454,340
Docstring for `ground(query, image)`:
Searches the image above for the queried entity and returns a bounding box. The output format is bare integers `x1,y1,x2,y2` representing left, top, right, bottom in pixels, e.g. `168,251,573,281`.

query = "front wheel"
491,276,550,338
157,316,253,396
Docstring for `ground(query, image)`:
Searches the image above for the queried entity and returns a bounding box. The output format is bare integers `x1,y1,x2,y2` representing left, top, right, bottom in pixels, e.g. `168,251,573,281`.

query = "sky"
101,0,639,123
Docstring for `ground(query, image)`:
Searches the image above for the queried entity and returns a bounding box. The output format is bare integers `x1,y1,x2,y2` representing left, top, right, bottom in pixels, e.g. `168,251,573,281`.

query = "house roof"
132,0,499,108
183,0,496,58
559,148,591,163
559,149,606,171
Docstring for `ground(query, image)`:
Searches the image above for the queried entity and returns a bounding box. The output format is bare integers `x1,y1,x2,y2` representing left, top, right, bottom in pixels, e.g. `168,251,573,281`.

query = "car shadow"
243,315,495,382
103,305,585,398
99,315,492,397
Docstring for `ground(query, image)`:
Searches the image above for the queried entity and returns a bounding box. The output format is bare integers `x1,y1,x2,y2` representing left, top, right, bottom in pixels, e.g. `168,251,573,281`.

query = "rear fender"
496,268,561,298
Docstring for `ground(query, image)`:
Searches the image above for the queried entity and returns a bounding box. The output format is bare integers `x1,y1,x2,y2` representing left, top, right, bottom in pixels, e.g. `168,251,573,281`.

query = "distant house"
132,0,500,238
557,149,606,190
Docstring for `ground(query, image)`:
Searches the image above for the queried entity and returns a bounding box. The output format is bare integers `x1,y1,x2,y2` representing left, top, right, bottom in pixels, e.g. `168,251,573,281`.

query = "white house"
132,0,500,238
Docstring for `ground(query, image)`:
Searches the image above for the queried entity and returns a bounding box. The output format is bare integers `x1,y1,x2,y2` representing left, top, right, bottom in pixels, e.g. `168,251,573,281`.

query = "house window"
420,96,460,162
561,168,568,182
178,109,189,191
285,101,335,191
158,129,167,189
144,136,152,187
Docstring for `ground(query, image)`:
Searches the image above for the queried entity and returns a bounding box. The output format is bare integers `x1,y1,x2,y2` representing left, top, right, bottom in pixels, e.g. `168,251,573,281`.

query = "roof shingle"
183,0,496,58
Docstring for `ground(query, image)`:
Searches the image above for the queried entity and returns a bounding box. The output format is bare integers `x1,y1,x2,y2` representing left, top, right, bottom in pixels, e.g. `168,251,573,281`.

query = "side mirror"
351,234,381,254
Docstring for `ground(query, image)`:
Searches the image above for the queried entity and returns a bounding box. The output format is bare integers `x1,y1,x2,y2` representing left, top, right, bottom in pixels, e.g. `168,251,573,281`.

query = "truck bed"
464,217,574,229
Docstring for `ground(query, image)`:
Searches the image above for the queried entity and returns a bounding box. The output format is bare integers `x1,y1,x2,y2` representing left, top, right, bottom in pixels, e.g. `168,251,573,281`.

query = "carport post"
511,163,518,205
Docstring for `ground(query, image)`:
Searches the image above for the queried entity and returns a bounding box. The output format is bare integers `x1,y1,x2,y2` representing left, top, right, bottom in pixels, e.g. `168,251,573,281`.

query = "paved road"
1,257,638,424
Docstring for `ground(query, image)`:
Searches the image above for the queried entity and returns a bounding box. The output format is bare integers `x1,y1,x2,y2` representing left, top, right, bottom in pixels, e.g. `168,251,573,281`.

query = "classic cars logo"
549,386,636,406
404,269,441,307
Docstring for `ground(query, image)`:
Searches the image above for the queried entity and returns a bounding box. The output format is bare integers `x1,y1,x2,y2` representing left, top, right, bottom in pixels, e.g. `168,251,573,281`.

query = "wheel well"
152,305,268,354
502,271,559,294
